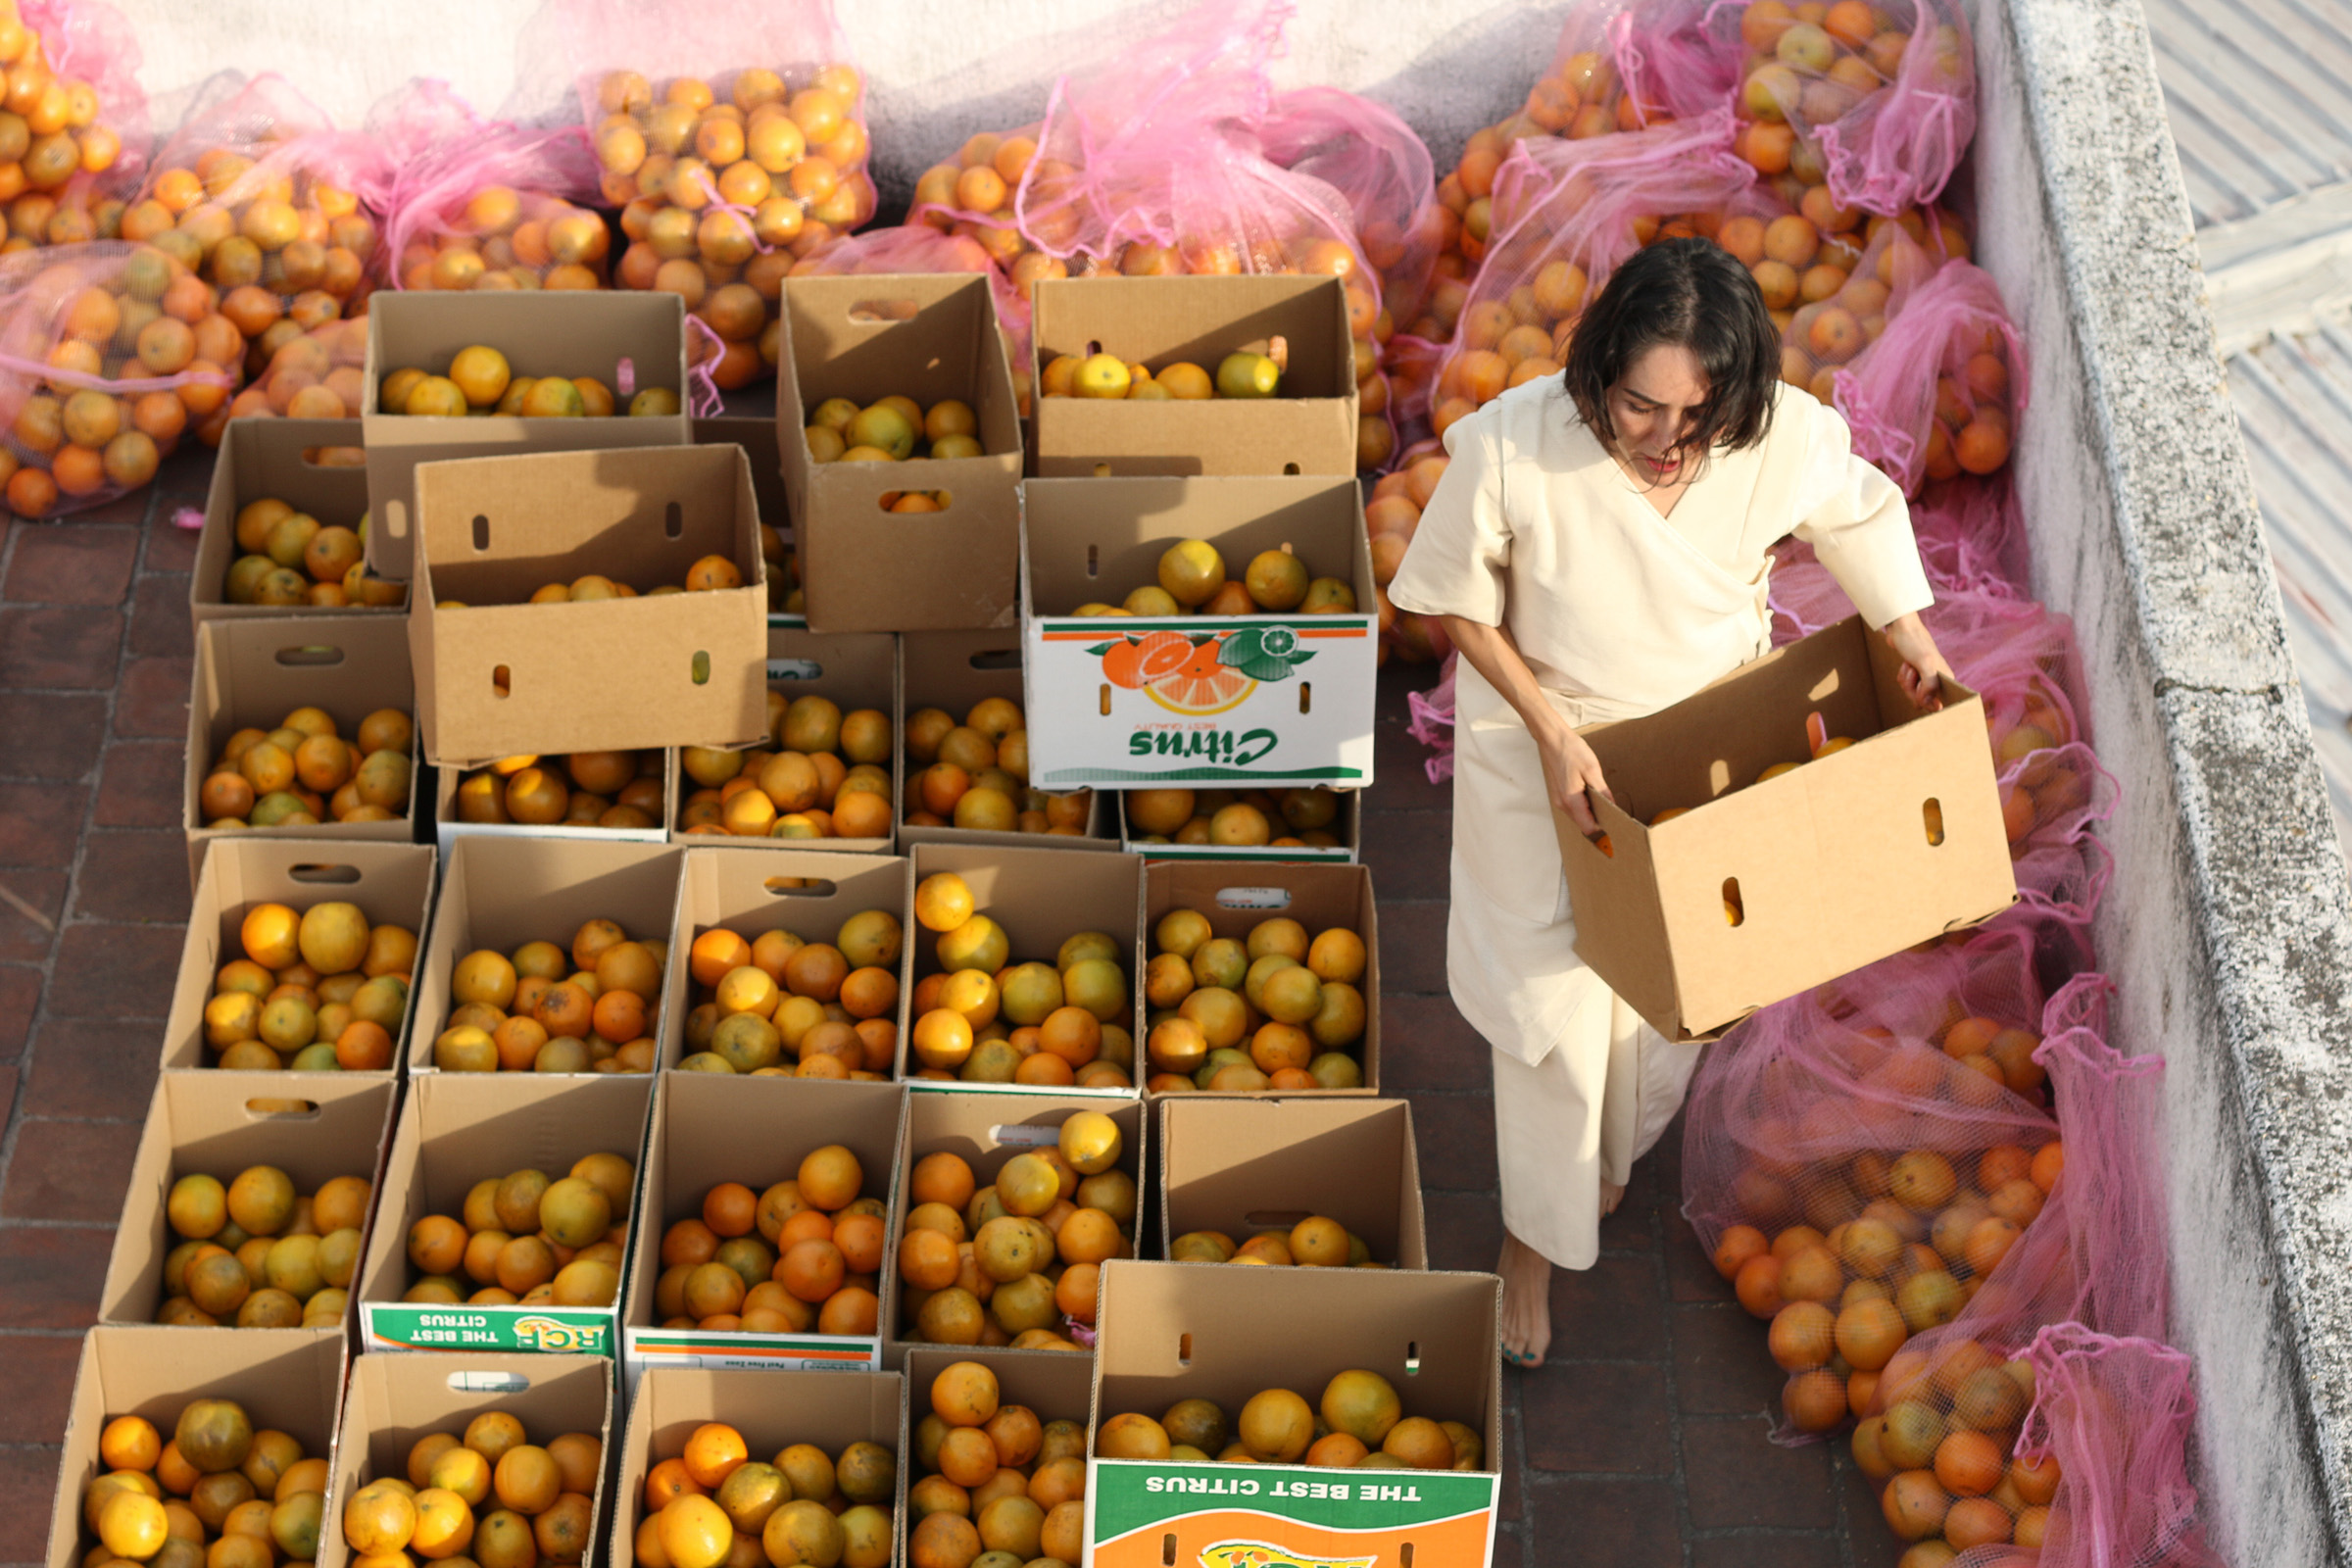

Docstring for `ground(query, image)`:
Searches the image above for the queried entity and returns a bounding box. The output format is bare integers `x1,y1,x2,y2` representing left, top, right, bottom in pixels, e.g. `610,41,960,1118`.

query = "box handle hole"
1405,1341,1421,1373
1099,684,1111,716
287,863,361,884
1086,544,1099,578
274,645,345,666
968,648,1020,671
691,651,710,685
876,490,952,513
1708,759,1731,797
1092,463,1112,477
1282,462,1300,474
492,664,511,698
1923,798,1944,847
242,1098,319,1118
1177,1332,1192,1365
1213,886,1292,910
1723,877,1743,927
614,357,636,398
1084,339,1103,358
663,502,683,539
767,658,822,681
1162,1534,1177,1566
1401,1544,1415,1565
761,877,839,897
471,514,489,552
445,1370,531,1394
847,298,919,323
385,499,408,540
1298,681,1311,714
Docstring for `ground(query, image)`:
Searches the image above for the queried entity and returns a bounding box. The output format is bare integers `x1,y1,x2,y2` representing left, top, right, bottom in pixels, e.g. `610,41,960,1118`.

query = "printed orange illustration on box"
1199,1538,1375,1568
1096,626,1319,717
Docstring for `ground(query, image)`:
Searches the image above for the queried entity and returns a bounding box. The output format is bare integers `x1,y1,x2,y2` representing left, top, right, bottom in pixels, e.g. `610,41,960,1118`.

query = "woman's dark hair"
1561,235,1779,457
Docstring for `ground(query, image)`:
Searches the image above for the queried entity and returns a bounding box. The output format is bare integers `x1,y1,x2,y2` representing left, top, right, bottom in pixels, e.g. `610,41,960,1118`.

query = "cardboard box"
192,417,387,623
410,836,682,1075
1085,1260,1503,1567
318,1352,612,1568
900,628,1116,853
1141,860,1381,1095
906,844,1144,1091
47,1328,345,1568
354,1072,653,1353
101,1072,399,1337
610,1367,905,1568
694,415,802,625
775,273,1024,632
1020,476,1379,788
660,847,913,1076
185,615,421,883
669,625,900,855
1558,613,2020,1043
1157,1097,1425,1267
408,444,768,767
1119,787,1361,863
362,288,689,579
163,839,437,1072
433,748,680,858
1029,274,1358,477
893,1089,1149,1352
621,1074,905,1396
898,1347,1093,1550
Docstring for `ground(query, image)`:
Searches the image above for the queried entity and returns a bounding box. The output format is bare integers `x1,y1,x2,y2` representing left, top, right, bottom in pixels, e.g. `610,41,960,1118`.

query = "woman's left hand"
1883,612,1954,711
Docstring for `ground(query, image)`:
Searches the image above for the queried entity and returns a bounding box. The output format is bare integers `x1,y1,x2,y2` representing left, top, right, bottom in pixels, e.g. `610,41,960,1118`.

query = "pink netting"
1835,250,2026,496
367,79,605,293
1260,86,1443,334
22,0,148,193
1405,652,1458,784
1912,473,2032,599
1532,0,1744,136
140,72,398,233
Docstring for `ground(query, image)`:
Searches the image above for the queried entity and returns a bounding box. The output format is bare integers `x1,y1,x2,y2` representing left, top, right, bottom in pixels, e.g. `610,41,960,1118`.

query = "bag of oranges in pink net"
1261,87,1444,342
0,240,234,514
0,0,147,246
1833,243,2026,494
557,0,873,391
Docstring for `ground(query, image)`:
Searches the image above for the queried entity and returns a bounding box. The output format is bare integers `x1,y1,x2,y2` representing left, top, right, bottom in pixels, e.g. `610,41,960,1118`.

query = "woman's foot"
1498,1230,1552,1368
1600,1180,1627,1217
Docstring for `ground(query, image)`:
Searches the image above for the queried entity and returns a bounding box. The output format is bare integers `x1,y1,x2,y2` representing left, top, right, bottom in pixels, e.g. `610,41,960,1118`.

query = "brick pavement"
0,445,1898,1568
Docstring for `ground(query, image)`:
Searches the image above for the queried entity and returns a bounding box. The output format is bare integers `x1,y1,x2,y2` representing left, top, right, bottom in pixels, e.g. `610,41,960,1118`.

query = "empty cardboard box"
408,444,768,767
163,839,436,1072
1157,1097,1424,1266
1029,274,1358,477
621,1073,906,1396
1557,613,2020,1043
1086,1260,1502,1567
184,615,421,882
1141,859,1379,1095
775,272,1024,632
362,288,689,579
192,418,392,622
355,1071,653,1353
900,628,1115,852
1020,476,1379,788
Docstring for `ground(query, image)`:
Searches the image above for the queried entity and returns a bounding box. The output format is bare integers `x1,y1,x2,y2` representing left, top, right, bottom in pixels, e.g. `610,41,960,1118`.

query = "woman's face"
1605,343,1710,484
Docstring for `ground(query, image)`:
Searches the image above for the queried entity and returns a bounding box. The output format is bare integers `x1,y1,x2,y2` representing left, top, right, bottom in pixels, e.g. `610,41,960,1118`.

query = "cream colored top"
1390,375,1935,928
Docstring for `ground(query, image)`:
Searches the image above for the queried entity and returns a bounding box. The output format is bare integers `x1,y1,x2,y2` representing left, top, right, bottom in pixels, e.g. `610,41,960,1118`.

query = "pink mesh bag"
1261,86,1445,331
1911,473,2032,599
1713,0,1975,218
15,0,147,219
368,79,606,294
1984,1323,2226,1568
1836,251,2027,495
0,241,234,515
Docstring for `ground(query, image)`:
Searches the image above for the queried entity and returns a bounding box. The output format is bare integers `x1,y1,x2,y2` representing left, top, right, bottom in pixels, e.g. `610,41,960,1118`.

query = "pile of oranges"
379,341,681,418
343,1414,603,1567
199,704,416,833
907,1360,1088,1565
651,1147,884,1339
401,1151,636,1308
1171,1213,1383,1268
1141,904,1368,1092
903,695,1093,838
0,0,132,247
1099,1367,1480,1471
432,916,665,1074
452,751,667,832
679,691,895,842
1123,784,1347,851
394,185,610,292
157,1164,373,1329
1073,537,1354,618
803,391,981,466
592,65,874,390
221,493,407,608
78,1400,324,1568
677,907,903,1077
640,1422,895,1568
234,316,368,422
906,871,1136,1090
897,1112,1131,1349
199,897,416,1072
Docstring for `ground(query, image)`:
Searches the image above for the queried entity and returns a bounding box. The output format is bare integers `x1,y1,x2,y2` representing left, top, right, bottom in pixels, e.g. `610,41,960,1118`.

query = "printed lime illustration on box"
1084,1461,1498,1567
1025,618,1376,788
363,1303,615,1355
621,1326,880,1400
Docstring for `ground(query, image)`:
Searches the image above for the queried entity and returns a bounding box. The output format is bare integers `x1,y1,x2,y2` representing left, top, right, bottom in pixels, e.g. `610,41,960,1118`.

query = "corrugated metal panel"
2144,0,2352,228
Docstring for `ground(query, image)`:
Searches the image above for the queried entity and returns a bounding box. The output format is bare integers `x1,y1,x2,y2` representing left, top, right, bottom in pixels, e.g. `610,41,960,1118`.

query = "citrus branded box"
1557,612,2021,1043
191,417,384,623
892,1090,1150,1357
620,1077,906,1394
1020,476,1379,789
900,628,1116,853
163,839,436,1072
1157,1098,1425,1268
317,1351,612,1568
666,625,901,855
101,1073,398,1346
362,287,689,580
354,1072,653,1355
47,1328,345,1568
432,748,680,858
1028,274,1359,478
775,272,1024,633
183,615,422,884
1141,859,1382,1096
407,836,681,1076
1086,1260,1503,1568
610,1366,906,1568
1119,787,1362,863
693,415,803,625
898,1347,1097,1554
904,843,1145,1093
660,846,914,1078
408,444,768,768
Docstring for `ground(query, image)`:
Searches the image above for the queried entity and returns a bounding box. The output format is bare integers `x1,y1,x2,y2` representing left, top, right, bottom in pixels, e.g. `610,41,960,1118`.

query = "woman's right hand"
1535,716,1613,837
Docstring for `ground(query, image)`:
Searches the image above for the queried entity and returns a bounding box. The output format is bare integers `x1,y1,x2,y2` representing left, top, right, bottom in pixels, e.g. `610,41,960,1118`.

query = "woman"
1388,237,1952,1369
